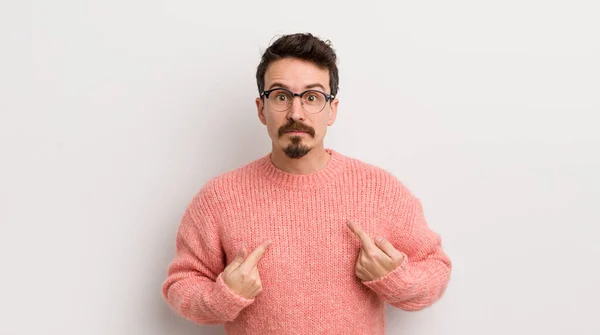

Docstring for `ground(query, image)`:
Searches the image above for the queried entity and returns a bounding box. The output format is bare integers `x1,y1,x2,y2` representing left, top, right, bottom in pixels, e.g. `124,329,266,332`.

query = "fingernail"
376,236,383,243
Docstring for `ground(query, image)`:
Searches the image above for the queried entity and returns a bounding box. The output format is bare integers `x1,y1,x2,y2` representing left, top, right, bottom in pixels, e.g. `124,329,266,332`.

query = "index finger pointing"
240,239,272,270
346,219,377,251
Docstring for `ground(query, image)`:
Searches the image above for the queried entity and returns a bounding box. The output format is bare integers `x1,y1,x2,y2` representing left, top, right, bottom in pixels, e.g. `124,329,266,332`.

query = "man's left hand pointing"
346,219,406,282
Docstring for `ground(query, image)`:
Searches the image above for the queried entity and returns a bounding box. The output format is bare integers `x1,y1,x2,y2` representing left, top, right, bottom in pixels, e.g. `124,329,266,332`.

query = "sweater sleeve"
362,178,452,311
161,188,255,324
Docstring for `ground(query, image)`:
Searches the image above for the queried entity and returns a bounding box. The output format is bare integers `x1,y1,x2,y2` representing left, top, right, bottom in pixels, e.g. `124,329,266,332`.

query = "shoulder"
339,151,418,203
189,154,265,207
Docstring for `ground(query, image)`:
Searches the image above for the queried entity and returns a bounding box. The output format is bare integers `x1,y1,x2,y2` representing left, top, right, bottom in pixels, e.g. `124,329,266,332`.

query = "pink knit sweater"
162,148,452,334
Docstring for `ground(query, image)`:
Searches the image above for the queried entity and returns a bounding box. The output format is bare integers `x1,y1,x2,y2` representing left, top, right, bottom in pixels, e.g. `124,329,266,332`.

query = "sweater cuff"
361,253,415,302
208,272,255,321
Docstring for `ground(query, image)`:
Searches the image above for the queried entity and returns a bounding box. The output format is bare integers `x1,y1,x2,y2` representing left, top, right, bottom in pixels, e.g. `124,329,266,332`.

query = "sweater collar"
257,148,346,190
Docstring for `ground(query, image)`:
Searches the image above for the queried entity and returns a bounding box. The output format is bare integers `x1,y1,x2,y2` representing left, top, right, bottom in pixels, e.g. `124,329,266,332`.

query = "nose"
286,95,306,121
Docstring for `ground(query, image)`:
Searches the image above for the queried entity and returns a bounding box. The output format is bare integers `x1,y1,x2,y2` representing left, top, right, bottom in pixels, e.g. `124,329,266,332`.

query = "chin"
279,138,312,159
283,145,311,159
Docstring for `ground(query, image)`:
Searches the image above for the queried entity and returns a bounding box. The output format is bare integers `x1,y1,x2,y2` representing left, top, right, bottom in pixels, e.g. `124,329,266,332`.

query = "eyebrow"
267,82,327,92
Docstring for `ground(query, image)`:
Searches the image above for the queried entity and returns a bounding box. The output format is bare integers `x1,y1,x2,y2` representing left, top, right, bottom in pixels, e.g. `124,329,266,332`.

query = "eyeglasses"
260,88,335,114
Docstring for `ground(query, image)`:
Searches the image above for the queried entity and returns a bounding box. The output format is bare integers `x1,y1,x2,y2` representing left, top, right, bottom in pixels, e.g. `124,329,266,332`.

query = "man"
162,33,452,334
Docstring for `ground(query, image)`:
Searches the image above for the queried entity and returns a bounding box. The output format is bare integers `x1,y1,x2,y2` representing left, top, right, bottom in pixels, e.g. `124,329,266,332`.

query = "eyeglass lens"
266,89,327,113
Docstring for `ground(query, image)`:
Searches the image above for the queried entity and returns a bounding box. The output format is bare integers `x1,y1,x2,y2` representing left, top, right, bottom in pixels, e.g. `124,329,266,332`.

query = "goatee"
283,136,311,159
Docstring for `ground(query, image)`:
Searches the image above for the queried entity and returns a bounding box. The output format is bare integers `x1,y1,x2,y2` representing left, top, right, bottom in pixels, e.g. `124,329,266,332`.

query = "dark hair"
256,33,339,97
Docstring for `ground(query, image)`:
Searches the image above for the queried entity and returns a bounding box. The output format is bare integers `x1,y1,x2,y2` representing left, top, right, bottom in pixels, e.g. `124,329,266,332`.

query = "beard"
283,136,311,159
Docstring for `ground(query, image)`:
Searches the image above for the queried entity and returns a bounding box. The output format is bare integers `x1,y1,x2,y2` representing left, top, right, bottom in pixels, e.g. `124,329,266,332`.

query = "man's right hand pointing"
222,239,272,299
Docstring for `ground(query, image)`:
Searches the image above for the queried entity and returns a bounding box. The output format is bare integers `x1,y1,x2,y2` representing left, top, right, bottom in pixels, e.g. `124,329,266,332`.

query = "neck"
269,144,331,175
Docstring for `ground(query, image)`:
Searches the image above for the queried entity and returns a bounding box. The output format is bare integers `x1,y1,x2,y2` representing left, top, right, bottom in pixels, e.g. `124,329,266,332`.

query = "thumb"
232,243,247,265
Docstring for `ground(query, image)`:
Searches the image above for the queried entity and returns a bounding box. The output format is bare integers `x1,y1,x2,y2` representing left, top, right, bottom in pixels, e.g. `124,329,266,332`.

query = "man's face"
256,57,338,159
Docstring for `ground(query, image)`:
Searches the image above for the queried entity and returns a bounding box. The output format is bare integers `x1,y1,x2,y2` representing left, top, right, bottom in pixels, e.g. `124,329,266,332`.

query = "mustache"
278,122,315,137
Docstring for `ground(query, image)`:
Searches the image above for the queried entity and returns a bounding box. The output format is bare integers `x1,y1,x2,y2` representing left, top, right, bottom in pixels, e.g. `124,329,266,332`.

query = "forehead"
264,58,330,91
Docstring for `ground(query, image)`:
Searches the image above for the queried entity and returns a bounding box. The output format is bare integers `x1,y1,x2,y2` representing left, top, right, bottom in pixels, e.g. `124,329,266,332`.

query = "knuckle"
221,273,230,282
239,271,250,281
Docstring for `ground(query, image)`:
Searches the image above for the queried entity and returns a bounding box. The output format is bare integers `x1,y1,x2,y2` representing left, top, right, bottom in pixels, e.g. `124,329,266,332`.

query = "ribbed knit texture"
162,148,452,334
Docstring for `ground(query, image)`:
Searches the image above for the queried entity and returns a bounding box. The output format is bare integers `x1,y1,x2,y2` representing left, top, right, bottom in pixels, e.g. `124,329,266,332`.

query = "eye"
275,93,288,101
306,94,318,102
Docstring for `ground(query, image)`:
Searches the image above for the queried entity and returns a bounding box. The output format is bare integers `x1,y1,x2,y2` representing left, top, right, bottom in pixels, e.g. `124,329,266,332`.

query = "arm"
161,189,254,324
362,179,452,311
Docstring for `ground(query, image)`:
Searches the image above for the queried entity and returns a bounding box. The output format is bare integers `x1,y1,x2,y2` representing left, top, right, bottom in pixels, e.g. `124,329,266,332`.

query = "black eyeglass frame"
259,87,335,113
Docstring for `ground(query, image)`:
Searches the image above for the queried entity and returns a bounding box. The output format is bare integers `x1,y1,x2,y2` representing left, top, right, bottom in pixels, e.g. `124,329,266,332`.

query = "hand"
222,239,272,299
347,219,405,282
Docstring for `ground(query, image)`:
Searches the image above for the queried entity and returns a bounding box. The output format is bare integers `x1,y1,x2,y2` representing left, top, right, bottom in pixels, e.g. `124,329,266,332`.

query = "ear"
256,97,267,125
327,98,339,126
